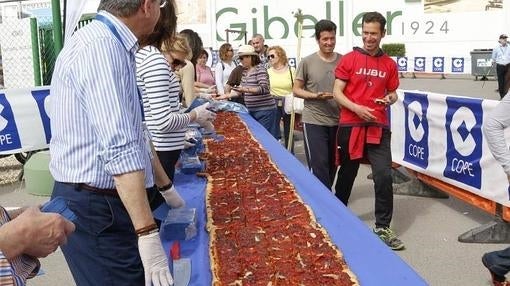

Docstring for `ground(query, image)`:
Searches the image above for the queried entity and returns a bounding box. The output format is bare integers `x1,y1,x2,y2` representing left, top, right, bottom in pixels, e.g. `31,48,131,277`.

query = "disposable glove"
201,121,215,134
192,102,216,125
161,185,185,208
198,92,213,99
138,232,173,286
183,139,196,149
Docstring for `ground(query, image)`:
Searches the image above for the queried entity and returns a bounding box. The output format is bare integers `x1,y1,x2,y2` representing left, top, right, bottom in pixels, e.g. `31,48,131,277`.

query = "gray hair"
98,0,146,17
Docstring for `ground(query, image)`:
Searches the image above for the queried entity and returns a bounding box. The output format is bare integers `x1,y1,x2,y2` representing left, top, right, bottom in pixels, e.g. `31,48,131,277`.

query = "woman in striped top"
220,45,277,138
136,35,215,181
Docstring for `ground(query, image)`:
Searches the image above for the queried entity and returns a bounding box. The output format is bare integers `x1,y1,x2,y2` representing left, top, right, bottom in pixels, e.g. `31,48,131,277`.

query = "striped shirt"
241,64,275,111
0,207,40,286
136,46,190,151
49,11,154,188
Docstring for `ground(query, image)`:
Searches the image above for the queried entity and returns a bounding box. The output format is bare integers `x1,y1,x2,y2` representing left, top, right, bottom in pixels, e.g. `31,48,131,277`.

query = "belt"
66,183,119,197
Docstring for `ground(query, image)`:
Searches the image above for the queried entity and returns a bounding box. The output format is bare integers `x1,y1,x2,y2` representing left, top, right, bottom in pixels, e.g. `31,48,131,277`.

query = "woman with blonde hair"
137,34,215,182
267,45,295,149
214,43,236,95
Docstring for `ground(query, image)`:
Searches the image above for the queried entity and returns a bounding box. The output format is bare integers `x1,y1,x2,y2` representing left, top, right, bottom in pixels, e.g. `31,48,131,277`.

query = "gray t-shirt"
295,52,341,126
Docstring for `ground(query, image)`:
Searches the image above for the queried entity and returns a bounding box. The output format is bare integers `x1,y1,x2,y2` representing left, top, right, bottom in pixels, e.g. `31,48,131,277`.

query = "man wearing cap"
492,34,510,99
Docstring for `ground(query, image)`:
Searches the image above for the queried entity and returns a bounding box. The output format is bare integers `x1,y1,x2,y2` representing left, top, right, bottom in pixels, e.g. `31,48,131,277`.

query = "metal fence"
0,0,55,89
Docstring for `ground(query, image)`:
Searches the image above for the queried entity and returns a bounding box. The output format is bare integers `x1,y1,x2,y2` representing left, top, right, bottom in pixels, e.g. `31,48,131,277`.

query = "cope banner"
391,56,468,74
0,87,51,154
393,91,509,207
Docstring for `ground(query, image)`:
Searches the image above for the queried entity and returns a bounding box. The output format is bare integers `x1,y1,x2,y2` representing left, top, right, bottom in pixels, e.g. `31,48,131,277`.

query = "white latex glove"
198,92,212,99
161,185,185,208
183,140,196,149
206,85,217,94
192,102,216,125
201,121,215,133
138,232,173,286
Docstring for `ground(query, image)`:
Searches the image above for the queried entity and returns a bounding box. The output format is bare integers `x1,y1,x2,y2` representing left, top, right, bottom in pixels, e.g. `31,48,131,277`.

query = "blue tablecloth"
154,113,427,286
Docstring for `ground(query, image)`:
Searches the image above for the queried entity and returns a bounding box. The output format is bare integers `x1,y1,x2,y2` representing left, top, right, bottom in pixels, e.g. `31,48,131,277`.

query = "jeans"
250,108,278,138
483,247,510,277
52,182,163,286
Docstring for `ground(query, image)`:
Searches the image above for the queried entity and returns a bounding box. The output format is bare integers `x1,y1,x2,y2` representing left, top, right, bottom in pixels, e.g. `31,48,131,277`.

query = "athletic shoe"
373,227,405,251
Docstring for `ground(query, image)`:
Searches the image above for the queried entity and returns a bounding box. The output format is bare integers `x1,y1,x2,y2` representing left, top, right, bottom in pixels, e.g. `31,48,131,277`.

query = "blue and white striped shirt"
49,11,153,188
136,46,190,151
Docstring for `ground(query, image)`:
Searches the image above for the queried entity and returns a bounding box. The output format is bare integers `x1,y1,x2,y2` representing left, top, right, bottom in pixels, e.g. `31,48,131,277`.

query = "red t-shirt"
334,48,399,126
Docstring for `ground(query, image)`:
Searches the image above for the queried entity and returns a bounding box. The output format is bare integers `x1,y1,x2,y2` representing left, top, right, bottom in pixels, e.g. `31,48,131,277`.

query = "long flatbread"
204,112,359,286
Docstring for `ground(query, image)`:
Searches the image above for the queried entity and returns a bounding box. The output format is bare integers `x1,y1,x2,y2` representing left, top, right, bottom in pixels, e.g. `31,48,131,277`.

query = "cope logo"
288,57,297,68
414,57,426,72
0,93,21,152
31,90,52,144
403,92,429,169
396,57,407,72
432,57,444,73
443,97,482,189
451,57,464,73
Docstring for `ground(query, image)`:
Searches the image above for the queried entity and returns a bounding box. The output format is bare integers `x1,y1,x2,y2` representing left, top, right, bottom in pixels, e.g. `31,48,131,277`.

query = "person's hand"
160,185,185,208
316,92,334,100
138,232,173,286
192,102,216,124
201,121,215,133
354,104,377,122
16,206,75,258
206,85,217,94
198,92,213,100
183,140,196,149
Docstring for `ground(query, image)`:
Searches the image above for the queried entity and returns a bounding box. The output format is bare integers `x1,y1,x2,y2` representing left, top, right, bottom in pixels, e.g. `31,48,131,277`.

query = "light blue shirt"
492,43,510,65
49,11,154,189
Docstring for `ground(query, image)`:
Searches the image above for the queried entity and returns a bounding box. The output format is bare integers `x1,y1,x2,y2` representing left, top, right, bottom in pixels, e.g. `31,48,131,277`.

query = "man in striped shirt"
49,0,177,285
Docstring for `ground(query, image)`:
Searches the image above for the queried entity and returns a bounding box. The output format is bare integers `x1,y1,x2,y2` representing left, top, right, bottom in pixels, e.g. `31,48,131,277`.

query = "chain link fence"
0,0,56,89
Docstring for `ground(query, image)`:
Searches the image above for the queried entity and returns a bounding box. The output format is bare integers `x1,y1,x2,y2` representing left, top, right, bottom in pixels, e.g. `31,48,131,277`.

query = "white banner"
0,87,51,155
393,90,509,207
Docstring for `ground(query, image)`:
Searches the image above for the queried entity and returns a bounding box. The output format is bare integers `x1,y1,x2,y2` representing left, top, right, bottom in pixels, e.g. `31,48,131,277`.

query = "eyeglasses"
171,58,186,68
268,54,276,59
159,0,167,8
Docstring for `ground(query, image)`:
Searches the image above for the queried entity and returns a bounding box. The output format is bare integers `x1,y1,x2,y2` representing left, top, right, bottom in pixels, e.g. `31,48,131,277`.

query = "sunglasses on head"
268,54,276,59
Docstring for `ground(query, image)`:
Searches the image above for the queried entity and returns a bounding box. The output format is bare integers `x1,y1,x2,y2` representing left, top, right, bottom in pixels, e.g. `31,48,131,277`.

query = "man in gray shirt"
293,19,341,189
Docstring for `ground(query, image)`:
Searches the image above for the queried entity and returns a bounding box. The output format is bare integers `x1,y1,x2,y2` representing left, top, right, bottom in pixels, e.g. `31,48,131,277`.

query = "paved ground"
1,74,505,285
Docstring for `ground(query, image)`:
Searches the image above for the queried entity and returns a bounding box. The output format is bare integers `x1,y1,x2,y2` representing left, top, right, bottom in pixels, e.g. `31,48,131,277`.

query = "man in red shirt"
333,11,403,250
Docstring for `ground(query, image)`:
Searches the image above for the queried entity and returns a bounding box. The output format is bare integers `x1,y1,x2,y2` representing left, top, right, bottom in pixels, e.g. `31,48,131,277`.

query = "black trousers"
302,123,338,189
156,149,182,182
334,127,393,228
496,64,510,99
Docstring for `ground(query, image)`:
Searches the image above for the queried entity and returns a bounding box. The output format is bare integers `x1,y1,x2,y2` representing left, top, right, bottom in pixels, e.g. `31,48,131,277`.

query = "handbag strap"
289,66,294,87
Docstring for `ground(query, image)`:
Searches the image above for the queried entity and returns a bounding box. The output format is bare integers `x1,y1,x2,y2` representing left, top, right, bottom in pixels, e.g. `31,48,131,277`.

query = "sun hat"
237,45,258,57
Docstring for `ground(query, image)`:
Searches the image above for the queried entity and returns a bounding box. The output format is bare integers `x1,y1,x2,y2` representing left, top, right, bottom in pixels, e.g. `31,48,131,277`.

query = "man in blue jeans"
49,1,183,285
482,90,510,285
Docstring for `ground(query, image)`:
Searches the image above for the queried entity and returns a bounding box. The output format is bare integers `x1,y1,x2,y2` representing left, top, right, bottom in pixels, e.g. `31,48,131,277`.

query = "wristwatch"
158,183,173,193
